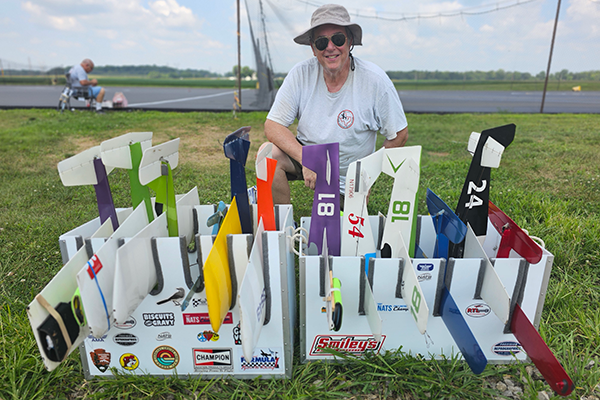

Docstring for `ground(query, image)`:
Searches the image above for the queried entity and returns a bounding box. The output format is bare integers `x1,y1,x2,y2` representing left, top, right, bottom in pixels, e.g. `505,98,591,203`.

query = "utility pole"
237,0,242,110
541,0,562,113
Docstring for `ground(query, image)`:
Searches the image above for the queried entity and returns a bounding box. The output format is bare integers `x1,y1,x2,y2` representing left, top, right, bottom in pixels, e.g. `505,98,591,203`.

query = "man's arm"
79,78,98,87
382,127,408,148
264,118,317,190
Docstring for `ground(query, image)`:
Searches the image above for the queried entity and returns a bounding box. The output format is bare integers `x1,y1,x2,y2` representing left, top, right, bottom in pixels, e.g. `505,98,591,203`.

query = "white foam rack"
299,215,553,364
57,195,296,379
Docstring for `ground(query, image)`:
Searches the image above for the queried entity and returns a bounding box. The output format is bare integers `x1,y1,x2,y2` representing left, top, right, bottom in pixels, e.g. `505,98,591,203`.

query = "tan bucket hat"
293,4,363,46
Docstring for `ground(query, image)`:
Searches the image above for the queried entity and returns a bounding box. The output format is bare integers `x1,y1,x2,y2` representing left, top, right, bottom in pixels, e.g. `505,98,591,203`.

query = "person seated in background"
68,58,105,114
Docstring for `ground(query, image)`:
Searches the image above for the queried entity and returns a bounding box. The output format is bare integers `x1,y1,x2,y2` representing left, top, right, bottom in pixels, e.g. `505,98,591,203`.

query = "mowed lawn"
0,109,598,399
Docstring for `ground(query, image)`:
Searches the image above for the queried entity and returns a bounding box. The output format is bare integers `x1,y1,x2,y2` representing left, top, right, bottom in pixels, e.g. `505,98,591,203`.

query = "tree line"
3,64,599,81
385,69,600,81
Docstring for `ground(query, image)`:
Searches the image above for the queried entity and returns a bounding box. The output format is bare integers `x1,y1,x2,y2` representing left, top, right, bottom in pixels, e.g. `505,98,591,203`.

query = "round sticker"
152,345,180,369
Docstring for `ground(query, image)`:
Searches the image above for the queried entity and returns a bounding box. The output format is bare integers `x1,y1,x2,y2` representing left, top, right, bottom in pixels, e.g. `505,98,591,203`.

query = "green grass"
0,110,599,399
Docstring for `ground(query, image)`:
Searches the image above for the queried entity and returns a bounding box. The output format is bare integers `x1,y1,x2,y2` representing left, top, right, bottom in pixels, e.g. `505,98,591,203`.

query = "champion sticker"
193,348,233,373
492,341,522,356
120,353,139,370
152,345,180,369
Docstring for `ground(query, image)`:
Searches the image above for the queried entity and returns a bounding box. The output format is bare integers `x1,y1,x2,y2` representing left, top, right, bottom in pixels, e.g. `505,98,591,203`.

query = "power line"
291,0,542,21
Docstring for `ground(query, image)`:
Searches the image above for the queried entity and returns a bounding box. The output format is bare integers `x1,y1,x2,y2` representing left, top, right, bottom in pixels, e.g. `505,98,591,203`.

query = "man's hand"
90,79,98,86
302,165,317,190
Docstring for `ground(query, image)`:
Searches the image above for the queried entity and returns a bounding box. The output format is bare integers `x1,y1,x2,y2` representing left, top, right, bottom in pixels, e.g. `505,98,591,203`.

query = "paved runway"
1,85,598,113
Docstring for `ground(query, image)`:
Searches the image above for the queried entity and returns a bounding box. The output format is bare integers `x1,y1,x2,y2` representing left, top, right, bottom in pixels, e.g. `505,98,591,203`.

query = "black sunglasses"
313,33,347,51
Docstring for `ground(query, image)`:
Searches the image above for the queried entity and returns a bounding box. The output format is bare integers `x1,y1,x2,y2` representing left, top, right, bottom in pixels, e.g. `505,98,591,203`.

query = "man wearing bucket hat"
262,3,408,205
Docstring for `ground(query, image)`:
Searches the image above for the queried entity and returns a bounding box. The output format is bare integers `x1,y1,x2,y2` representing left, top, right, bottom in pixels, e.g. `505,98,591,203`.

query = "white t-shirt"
68,64,88,89
267,56,408,192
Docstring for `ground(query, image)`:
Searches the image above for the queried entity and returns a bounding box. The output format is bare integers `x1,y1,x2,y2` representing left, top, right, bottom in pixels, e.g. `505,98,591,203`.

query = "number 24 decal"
464,180,487,209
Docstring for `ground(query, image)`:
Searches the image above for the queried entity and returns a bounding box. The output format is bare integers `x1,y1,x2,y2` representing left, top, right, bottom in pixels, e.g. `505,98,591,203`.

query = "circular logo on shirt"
337,110,354,129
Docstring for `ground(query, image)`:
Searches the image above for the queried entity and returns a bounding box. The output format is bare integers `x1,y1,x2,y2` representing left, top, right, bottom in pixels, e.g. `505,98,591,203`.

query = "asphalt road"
1,85,598,113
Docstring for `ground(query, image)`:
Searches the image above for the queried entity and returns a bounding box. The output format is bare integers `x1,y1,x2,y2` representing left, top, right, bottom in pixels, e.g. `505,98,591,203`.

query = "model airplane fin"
341,148,384,258
100,132,154,221
239,219,267,361
58,146,118,230
303,143,341,256
139,139,180,237
380,151,420,258
204,197,242,333
426,189,468,259
224,127,252,234
488,201,543,263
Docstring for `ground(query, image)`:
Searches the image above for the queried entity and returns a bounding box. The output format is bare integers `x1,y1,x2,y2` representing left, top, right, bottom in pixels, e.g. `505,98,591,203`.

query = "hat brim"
294,23,362,46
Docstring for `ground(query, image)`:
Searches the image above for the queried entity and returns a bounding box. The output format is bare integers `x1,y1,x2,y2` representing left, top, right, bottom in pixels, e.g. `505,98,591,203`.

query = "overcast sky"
1,0,598,75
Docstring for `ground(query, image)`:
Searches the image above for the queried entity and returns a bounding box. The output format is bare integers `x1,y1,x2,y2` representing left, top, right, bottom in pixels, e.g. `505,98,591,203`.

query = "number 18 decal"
391,200,411,222
303,143,341,256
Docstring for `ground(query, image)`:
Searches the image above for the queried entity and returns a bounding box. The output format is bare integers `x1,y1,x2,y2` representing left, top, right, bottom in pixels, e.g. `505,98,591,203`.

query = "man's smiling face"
311,24,351,76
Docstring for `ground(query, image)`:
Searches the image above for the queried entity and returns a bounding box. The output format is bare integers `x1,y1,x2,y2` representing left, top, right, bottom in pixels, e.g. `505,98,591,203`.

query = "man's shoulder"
354,58,393,85
288,58,319,77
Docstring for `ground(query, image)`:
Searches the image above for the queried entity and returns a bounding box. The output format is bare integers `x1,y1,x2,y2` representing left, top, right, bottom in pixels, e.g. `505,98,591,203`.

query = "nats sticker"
119,353,139,370
193,348,234,373
465,303,491,318
152,345,180,369
337,110,354,129
309,335,386,356
89,348,111,372
240,348,281,370
492,341,522,356
183,312,233,325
